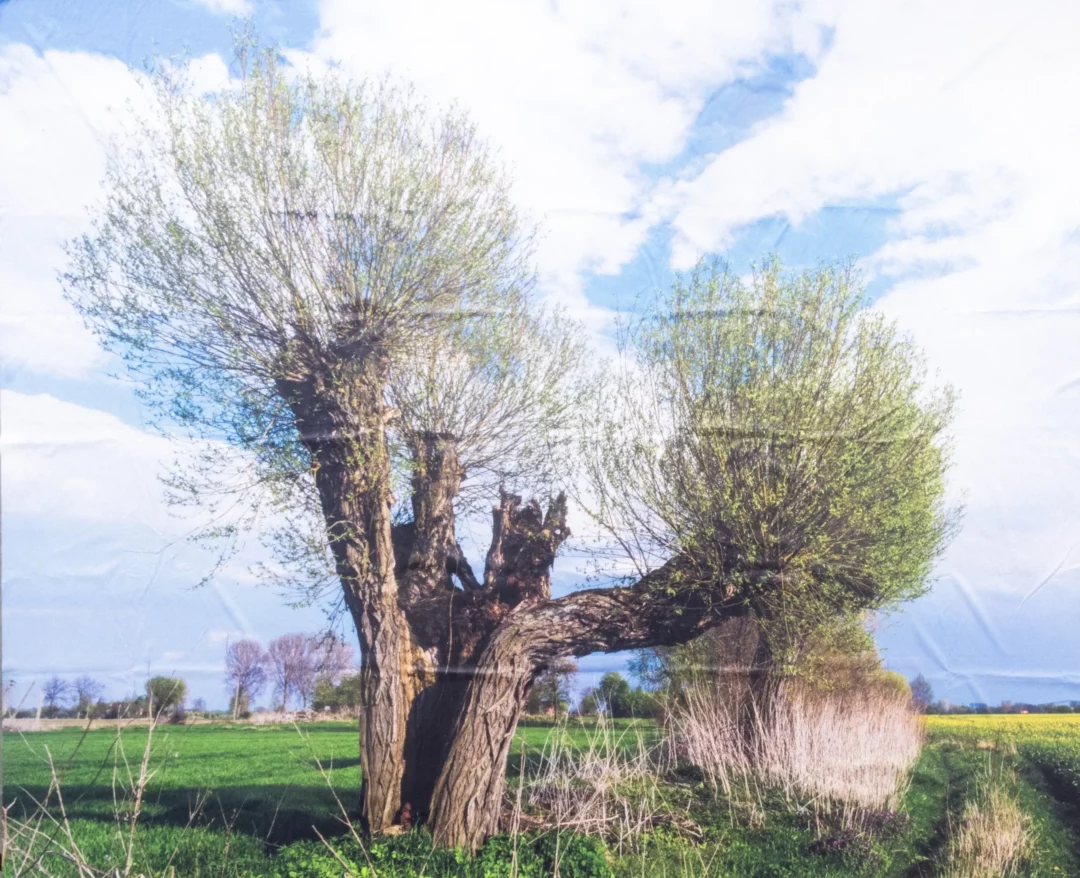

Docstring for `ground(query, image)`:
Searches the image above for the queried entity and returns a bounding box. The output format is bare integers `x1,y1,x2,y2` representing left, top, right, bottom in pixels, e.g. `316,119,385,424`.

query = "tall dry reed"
943,760,1032,878
669,681,924,828
516,713,690,854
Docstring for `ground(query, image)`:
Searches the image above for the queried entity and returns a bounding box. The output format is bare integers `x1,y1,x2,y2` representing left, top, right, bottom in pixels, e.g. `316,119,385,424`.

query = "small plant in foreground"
943,768,1033,878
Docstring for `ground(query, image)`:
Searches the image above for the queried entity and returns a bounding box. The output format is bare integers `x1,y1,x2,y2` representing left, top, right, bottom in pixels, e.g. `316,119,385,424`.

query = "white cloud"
0,45,236,380
660,0,1080,689
305,0,834,333
1,390,178,531
9,1,1080,700
667,1,1080,272
191,0,252,16
181,52,235,94
0,46,149,377
206,629,253,645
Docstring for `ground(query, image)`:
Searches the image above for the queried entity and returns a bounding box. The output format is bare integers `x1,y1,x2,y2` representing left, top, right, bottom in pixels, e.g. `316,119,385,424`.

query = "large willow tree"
64,44,958,851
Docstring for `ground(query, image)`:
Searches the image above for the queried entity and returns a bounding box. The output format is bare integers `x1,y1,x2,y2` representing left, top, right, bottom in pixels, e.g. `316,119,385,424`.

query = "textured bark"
398,491,571,822
428,572,771,851
743,628,778,744
277,360,417,834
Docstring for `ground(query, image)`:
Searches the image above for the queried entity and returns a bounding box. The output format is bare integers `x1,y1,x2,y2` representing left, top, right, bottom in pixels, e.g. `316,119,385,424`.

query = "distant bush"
99,697,149,719
311,671,362,715
146,676,187,717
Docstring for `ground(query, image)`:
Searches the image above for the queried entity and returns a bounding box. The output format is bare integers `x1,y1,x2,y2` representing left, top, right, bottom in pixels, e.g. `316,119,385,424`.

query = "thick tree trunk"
278,363,418,834
279,358,782,850
428,624,537,848
399,491,571,823
428,575,761,851
742,628,777,749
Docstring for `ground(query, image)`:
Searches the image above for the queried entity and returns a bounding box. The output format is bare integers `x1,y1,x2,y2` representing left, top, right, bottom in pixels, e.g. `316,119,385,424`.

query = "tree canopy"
64,46,585,597
583,259,959,634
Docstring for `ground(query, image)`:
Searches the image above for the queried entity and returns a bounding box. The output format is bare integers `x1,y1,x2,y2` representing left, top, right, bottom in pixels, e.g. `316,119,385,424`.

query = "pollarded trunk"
280,361,764,850
741,627,777,749
278,363,419,833
399,670,475,823
428,626,537,849
428,571,759,852
398,491,570,824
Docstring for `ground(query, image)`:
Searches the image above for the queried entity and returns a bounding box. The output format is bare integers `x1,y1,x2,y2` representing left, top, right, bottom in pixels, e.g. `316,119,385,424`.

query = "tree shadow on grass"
301,756,361,771
3,783,361,850
506,748,549,780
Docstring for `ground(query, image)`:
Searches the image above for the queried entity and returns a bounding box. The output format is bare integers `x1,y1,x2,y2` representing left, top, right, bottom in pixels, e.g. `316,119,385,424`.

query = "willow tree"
576,259,959,724
64,42,958,851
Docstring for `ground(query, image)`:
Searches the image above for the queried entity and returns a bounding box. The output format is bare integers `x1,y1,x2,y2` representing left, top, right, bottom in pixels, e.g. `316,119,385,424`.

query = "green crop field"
927,714,1080,825
4,716,1080,877
928,713,1080,801
920,715,1080,877
0,719,665,877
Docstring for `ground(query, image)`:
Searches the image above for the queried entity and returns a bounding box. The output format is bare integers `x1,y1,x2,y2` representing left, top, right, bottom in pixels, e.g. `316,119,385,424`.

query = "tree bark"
278,357,782,850
742,627,777,748
428,575,765,851
397,490,571,822
277,361,419,834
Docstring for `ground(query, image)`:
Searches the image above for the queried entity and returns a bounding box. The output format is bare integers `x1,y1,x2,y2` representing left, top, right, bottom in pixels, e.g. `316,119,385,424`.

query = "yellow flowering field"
928,713,1080,806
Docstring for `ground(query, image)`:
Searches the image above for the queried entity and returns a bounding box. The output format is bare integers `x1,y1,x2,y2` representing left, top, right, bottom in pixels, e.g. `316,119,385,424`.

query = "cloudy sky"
3,0,1080,710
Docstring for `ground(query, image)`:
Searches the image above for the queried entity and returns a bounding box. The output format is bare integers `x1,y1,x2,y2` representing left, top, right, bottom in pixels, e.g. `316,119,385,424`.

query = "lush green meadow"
0,720,661,877
4,716,1080,876
928,713,1080,808
927,714,1080,847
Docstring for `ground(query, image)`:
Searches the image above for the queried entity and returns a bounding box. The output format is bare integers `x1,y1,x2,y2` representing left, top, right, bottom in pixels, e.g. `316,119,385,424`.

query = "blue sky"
4,0,1080,711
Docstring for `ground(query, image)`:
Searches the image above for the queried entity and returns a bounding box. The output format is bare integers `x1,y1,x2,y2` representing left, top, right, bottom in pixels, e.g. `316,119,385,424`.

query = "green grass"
924,715,1080,876
1,719,649,876
4,717,1080,877
3,722,363,846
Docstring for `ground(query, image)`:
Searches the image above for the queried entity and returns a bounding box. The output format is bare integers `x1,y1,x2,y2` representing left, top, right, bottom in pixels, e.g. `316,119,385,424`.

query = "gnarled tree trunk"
280,359,776,850
277,361,420,833
428,577,760,851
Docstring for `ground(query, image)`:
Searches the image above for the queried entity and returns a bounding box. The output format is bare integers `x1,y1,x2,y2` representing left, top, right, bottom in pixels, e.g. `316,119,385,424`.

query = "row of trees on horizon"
3,632,359,721
4,651,660,722
8,660,1080,723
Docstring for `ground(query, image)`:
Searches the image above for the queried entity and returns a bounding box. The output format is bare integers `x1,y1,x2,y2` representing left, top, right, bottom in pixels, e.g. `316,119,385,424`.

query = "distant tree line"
8,674,189,722
516,661,661,722
577,672,661,719
225,633,358,718
906,674,1080,715
7,630,359,722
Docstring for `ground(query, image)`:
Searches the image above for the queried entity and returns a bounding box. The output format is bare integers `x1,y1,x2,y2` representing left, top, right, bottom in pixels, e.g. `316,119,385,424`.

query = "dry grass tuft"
515,713,695,854
670,682,923,829
944,782,1032,877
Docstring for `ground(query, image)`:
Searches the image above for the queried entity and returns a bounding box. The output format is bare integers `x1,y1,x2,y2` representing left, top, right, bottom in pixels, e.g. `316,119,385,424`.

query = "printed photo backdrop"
3,1,1080,876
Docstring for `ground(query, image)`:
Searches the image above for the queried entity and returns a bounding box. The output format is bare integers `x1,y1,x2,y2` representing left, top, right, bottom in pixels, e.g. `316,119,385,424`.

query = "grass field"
927,713,1080,816
3,716,1080,876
